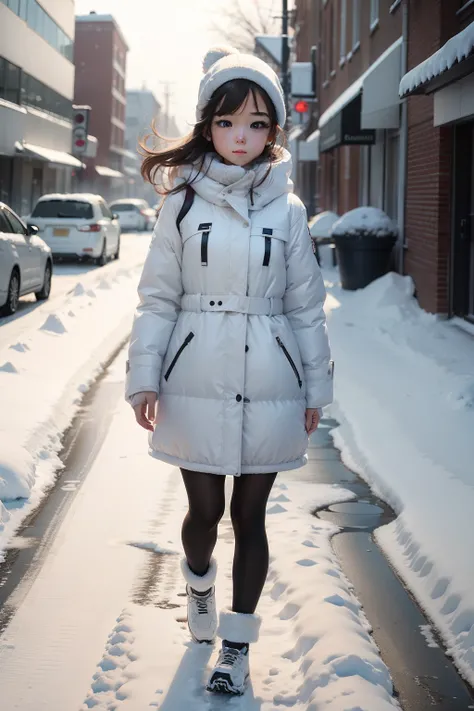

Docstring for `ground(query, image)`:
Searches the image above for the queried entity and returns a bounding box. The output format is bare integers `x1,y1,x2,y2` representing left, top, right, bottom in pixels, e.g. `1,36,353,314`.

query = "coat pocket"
251,228,288,267
164,332,195,381
276,336,302,389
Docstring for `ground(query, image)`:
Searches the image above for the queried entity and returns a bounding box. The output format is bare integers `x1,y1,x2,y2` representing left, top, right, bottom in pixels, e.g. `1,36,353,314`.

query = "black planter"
334,232,397,290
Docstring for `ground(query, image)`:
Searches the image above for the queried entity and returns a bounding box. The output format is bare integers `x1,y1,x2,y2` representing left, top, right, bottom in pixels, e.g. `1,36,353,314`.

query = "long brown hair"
140,79,285,197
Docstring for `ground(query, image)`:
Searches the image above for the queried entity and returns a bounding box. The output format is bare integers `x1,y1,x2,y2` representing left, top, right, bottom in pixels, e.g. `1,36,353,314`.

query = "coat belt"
181,294,283,316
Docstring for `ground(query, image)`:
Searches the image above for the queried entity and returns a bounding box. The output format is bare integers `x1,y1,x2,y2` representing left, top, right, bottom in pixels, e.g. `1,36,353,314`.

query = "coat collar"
179,149,293,221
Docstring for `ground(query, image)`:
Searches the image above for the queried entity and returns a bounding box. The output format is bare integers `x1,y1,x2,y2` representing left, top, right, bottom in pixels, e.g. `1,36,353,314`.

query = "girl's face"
210,90,273,167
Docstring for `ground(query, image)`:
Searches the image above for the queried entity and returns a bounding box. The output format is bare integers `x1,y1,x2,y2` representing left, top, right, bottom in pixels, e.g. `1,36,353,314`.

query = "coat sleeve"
283,199,333,409
125,193,183,403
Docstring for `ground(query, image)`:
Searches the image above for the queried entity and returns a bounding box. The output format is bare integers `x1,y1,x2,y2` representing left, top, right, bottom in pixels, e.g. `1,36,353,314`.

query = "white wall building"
0,0,81,215
125,89,161,203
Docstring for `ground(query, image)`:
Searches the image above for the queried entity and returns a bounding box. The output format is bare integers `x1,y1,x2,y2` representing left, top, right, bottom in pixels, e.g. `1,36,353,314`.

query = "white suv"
0,202,52,316
108,199,155,232
27,193,121,265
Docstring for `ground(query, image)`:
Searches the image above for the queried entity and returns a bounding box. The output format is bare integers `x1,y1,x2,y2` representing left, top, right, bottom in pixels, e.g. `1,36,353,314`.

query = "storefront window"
352,0,360,49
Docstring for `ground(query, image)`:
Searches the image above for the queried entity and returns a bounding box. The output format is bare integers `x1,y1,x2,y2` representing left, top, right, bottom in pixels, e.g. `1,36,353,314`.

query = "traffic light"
72,105,91,155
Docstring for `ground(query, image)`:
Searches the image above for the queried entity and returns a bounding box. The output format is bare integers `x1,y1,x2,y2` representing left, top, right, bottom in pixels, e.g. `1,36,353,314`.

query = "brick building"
293,0,474,322
73,12,129,201
400,1,474,319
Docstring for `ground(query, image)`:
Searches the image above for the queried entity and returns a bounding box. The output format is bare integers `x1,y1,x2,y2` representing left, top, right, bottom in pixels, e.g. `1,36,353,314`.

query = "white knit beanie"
196,46,286,127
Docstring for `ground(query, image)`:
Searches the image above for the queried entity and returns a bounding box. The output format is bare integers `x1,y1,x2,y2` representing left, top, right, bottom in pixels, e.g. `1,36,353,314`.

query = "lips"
233,150,247,154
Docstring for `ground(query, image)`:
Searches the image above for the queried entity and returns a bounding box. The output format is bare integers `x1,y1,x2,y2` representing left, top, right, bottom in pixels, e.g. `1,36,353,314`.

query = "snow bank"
400,20,474,96
0,264,145,552
331,206,398,238
324,269,474,686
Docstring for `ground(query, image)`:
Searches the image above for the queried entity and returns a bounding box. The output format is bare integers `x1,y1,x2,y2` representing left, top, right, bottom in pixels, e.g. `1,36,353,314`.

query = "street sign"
295,100,309,114
72,105,91,156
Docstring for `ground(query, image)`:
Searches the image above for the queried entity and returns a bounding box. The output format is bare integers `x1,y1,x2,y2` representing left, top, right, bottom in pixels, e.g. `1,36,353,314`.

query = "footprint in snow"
267,504,287,514
0,362,18,373
279,603,300,620
270,582,287,600
296,559,317,567
302,539,319,548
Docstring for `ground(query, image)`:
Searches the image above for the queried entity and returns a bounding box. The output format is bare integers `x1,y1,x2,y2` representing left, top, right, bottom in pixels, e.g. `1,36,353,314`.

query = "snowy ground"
0,352,399,710
0,233,151,553
323,262,474,687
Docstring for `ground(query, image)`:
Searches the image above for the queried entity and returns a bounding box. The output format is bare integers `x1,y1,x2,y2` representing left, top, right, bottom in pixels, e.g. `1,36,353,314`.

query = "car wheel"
1,268,20,316
95,240,107,266
114,236,121,260
35,261,52,301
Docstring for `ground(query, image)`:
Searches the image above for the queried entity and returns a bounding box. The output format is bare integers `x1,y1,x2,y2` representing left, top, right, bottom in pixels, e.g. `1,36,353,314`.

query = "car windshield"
110,204,139,212
32,200,94,219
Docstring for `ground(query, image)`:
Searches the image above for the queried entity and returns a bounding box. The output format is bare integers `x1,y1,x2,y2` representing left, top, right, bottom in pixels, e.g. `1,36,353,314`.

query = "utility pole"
157,81,174,135
281,0,290,128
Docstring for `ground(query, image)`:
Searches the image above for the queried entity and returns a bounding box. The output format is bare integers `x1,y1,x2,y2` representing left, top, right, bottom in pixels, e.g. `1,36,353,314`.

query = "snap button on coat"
125,150,333,476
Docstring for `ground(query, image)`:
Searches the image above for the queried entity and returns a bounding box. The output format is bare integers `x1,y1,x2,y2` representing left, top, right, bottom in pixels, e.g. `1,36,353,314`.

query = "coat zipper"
276,337,302,388
164,332,195,381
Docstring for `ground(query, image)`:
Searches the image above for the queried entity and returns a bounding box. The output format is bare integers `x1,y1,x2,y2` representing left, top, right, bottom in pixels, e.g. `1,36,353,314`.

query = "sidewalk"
0,347,400,711
323,266,474,687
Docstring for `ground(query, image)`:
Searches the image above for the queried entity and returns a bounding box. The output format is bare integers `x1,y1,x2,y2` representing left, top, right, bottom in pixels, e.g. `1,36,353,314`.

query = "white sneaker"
207,643,250,695
186,584,217,644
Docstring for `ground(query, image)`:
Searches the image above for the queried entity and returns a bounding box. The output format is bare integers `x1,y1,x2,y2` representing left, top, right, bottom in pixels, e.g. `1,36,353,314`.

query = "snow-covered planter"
308,211,340,239
330,207,398,291
331,207,398,239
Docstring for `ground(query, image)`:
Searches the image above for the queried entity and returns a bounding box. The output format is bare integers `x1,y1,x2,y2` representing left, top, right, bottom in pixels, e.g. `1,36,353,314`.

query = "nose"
235,131,246,144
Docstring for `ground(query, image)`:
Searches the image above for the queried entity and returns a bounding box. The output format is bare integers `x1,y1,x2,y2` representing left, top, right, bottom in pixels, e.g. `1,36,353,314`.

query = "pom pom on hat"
202,46,238,73
197,45,286,127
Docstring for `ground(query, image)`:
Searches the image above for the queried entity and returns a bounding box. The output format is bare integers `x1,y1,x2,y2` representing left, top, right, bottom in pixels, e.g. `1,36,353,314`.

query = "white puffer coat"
126,150,333,475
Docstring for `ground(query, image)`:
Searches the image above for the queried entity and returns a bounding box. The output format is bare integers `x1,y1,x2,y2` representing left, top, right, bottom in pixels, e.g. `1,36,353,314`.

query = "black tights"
180,469,277,615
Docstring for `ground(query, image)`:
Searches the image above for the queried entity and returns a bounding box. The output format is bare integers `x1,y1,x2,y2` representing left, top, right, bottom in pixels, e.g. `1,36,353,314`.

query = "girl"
126,46,333,696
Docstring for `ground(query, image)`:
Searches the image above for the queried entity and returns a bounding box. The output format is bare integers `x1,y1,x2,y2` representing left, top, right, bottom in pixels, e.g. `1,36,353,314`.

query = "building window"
1,0,76,63
330,2,336,75
0,55,72,120
5,60,20,104
370,0,379,30
340,0,347,63
352,0,360,50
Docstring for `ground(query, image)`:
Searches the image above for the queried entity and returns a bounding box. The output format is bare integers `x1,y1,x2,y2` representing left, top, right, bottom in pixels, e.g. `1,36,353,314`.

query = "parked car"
108,198,156,231
0,202,52,316
25,193,121,265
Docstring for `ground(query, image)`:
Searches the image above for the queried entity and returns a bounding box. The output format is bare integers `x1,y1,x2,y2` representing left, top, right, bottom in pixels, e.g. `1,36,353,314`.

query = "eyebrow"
251,111,269,117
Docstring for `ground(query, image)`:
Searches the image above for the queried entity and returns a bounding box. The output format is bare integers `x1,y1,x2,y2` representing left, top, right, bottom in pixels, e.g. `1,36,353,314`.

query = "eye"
215,119,231,128
251,121,270,130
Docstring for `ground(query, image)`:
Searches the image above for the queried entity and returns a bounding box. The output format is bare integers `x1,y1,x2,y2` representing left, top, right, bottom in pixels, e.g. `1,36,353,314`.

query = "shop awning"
319,93,375,153
23,143,84,168
361,37,403,129
400,20,474,97
318,38,403,150
96,165,124,178
299,129,320,162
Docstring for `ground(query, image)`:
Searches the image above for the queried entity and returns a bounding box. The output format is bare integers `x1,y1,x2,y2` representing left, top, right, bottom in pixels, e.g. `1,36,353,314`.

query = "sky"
74,0,282,134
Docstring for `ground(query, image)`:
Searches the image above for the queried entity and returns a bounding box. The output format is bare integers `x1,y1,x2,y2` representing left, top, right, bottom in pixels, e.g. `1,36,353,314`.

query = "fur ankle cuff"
180,556,217,592
218,609,261,644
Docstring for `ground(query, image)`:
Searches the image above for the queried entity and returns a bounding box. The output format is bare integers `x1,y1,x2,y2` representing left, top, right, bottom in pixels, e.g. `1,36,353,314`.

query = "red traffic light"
75,139,86,147
295,100,309,113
